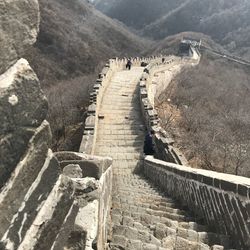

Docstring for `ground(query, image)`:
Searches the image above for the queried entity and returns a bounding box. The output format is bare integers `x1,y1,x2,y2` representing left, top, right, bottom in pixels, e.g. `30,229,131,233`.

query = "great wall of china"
0,1,250,250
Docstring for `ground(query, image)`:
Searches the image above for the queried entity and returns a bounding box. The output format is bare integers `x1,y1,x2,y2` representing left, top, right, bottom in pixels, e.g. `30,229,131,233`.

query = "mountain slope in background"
146,32,226,56
27,0,148,87
25,0,149,150
94,0,184,30
152,32,250,177
94,0,250,60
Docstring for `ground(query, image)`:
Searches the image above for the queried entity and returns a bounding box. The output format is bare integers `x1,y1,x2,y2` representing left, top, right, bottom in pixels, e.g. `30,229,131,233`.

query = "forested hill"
27,0,148,87
93,0,250,60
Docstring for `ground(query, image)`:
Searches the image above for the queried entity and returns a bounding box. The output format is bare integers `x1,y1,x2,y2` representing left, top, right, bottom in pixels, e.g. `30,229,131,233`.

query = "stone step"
113,186,159,192
100,106,140,111
110,229,218,250
111,211,230,248
96,140,143,147
112,225,161,246
111,202,188,222
97,134,144,140
98,121,144,126
154,223,231,247
112,200,185,216
112,189,169,199
98,130,144,136
113,182,162,191
110,235,168,250
97,147,143,154
98,124,143,129
114,211,208,234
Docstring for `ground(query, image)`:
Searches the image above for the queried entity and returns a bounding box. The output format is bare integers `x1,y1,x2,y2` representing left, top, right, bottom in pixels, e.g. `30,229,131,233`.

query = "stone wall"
79,58,125,155
54,152,113,250
139,58,188,165
144,156,250,250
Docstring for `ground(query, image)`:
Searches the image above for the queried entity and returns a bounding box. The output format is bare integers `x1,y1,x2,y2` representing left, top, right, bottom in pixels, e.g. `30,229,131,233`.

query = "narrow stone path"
95,67,233,250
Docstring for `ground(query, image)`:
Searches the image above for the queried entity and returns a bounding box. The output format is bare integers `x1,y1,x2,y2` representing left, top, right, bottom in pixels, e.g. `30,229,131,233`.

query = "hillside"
25,0,149,150
27,0,148,87
153,34,250,177
94,0,250,61
94,0,184,30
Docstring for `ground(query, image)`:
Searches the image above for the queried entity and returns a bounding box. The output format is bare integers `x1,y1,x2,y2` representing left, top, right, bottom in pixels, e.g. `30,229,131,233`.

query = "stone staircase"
94,67,235,250
110,174,233,250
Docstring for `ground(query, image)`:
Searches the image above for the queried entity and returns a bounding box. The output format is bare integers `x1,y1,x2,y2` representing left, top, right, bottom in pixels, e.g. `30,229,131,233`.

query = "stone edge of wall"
79,58,124,155
144,156,250,249
139,58,188,165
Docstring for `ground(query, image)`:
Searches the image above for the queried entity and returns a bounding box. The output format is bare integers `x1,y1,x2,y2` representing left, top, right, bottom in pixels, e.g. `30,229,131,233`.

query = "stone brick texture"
144,156,250,249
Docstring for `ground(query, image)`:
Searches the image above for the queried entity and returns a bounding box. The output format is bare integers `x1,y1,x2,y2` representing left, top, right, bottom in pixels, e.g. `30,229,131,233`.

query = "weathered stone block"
17,175,75,250
85,115,96,130
56,152,112,179
238,184,249,197
0,127,35,189
87,104,96,115
0,59,48,135
79,134,94,154
63,164,83,178
220,180,237,193
140,88,147,98
0,121,52,238
1,150,60,248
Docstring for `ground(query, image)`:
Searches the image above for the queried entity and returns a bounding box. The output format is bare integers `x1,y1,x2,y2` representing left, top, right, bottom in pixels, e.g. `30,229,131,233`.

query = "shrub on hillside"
44,75,94,150
157,56,250,177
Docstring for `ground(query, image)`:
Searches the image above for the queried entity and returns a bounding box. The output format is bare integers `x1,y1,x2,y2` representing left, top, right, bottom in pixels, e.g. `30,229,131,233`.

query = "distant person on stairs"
143,130,155,155
126,59,132,70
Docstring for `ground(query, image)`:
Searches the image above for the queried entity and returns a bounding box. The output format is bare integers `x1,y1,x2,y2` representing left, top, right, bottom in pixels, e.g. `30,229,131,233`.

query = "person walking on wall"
143,130,155,155
126,59,132,70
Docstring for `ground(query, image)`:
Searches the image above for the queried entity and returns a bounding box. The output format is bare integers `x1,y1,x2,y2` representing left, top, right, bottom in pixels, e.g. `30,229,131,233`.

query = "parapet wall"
144,156,250,250
79,58,124,155
139,57,188,165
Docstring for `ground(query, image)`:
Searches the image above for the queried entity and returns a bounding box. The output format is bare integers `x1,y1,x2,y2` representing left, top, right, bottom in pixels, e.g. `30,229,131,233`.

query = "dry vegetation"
157,54,250,177
26,0,148,149
44,75,94,151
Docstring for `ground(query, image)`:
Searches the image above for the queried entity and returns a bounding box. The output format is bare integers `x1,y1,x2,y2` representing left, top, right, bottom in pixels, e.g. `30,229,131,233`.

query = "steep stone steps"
94,67,234,250
110,174,232,250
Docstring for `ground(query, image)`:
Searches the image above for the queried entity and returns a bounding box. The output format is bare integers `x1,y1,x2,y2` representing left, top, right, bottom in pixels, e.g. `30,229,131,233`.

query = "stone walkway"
95,67,233,250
